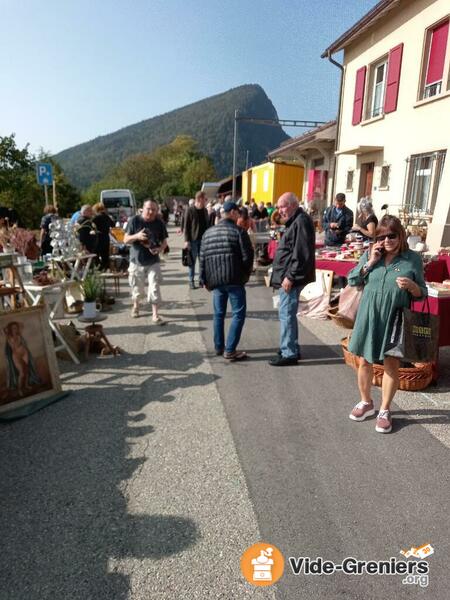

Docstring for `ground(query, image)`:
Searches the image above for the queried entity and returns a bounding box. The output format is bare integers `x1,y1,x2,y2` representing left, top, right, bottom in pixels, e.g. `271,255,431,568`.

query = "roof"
321,0,401,58
268,120,336,159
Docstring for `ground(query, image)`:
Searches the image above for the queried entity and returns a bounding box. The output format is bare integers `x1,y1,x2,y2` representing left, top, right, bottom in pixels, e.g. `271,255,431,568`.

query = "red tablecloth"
268,239,325,260
424,257,449,283
315,259,358,277
412,296,450,347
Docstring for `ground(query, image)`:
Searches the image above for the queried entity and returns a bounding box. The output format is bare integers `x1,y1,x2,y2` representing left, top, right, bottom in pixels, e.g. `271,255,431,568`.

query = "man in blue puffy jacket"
200,200,254,361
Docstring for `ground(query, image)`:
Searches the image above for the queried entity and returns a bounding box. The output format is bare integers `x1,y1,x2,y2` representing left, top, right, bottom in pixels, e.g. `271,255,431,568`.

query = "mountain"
54,84,289,190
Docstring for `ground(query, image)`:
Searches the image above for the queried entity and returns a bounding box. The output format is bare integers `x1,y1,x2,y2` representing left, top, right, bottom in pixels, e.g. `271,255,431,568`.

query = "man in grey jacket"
269,192,315,366
184,191,209,289
200,200,254,361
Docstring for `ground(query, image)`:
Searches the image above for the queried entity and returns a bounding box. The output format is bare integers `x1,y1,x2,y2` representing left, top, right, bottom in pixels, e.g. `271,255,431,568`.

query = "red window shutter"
426,20,449,85
352,66,366,125
384,43,404,114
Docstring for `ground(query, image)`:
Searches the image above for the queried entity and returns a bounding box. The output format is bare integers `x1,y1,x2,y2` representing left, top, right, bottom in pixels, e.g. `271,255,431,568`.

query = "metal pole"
245,150,249,170
44,184,49,205
232,109,238,200
52,179,57,211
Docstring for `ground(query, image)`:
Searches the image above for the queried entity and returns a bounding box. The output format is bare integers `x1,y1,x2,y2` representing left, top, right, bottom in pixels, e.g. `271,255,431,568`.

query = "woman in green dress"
347,215,427,433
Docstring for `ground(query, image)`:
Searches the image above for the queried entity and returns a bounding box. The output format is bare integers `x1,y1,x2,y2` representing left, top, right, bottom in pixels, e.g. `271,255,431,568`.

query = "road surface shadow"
0,351,217,599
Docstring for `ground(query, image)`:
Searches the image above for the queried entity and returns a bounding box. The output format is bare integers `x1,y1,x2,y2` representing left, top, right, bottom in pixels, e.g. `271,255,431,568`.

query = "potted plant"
81,270,102,318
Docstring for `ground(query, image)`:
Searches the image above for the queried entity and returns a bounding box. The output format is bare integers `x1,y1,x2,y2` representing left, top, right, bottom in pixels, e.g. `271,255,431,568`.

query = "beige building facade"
323,0,450,251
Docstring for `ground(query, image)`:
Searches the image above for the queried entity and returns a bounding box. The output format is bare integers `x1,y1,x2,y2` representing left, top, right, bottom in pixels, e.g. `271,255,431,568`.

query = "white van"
100,189,137,222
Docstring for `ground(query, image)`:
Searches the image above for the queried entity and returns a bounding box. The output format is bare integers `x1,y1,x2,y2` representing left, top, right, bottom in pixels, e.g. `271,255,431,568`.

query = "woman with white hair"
352,197,378,241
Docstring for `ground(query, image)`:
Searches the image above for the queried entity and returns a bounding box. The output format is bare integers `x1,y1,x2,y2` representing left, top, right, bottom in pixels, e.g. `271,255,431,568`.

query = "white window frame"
418,17,450,101
403,151,446,215
379,165,391,190
365,56,388,119
346,170,354,192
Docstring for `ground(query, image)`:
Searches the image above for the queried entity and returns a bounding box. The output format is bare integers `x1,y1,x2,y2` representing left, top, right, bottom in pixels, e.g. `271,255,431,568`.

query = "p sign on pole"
36,162,53,206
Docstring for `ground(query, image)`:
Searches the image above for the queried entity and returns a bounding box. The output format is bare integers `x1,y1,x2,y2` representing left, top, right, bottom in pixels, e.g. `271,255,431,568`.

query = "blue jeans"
279,287,302,358
212,285,247,353
188,240,202,283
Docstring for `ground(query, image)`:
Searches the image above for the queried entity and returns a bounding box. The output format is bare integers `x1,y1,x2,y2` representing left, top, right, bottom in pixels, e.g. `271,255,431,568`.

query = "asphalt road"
1,229,449,600
193,275,450,600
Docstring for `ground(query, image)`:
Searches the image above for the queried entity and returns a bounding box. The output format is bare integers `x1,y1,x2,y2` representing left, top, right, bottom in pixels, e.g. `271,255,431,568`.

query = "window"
380,165,390,189
252,173,257,193
403,151,446,214
420,19,449,99
346,170,354,192
367,59,388,118
352,43,403,124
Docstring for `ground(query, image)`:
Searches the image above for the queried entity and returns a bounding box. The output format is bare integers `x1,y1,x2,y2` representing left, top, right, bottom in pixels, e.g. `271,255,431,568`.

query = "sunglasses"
375,233,398,242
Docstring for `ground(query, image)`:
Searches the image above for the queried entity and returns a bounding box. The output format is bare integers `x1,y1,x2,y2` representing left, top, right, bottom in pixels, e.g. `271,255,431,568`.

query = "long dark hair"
375,215,408,253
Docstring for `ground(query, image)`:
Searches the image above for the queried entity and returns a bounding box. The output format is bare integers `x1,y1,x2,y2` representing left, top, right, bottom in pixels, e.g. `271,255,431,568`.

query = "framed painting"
0,305,62,414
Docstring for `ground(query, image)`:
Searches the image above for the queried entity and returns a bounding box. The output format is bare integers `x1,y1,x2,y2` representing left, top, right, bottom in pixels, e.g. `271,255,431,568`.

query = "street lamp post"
232,109,238,200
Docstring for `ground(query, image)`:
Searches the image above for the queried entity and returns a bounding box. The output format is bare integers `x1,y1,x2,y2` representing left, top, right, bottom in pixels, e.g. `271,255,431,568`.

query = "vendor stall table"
24,281,80,365
50,253,96,282
315,259,358,278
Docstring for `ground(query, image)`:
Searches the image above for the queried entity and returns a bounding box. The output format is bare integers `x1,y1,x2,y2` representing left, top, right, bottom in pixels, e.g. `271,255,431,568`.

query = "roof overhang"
321,0,401,57
335,145,384,156
268,121,336,160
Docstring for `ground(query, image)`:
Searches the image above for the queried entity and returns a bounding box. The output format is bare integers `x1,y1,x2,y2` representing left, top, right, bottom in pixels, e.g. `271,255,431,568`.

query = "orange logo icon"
240,542,284,586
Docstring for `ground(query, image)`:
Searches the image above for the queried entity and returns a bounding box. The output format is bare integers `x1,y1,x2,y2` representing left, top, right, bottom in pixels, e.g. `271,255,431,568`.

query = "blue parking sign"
36,162,53,185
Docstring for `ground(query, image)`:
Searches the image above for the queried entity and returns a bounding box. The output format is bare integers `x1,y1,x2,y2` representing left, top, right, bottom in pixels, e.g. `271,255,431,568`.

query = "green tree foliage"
55,84,290,189
0,134,81,228
83,135,217,204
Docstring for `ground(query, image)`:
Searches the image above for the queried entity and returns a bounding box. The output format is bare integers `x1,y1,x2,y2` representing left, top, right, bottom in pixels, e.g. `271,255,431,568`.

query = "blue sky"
2,0,375,155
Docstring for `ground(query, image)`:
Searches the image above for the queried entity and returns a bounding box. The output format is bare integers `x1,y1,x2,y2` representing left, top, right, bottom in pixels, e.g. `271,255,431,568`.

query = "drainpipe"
326,51,344,203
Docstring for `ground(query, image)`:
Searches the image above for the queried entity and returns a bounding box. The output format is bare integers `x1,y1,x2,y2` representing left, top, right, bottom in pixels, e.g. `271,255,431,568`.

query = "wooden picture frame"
0,305,62,414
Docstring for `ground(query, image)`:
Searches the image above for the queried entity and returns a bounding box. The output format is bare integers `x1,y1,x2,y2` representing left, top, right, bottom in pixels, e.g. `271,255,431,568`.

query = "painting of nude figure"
0,306,61,412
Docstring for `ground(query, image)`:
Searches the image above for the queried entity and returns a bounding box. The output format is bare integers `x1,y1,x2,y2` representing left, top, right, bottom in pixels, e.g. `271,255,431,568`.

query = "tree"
83,135,217,205
0,134,81,228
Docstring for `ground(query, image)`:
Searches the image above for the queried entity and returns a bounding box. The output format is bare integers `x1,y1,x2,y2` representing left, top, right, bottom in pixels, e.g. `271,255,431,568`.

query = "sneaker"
189,281,196,290
375,410,392,433
223,350,248,361
268,355,299,366
131,305,139,318
278,348,302,360
215,349,224,356
349,401,375,421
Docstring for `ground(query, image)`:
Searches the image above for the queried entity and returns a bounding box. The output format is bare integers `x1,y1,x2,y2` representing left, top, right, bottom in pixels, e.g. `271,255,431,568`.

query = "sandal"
223,351,248,361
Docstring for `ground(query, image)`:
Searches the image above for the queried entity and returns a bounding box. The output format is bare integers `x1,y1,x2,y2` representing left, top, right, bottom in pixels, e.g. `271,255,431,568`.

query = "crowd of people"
30,189,427,435
172,190,427,435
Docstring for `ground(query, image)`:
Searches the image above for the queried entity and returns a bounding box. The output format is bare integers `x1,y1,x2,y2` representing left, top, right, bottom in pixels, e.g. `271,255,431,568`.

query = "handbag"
385,299,440,362
336,284,363,325
181,247,193,267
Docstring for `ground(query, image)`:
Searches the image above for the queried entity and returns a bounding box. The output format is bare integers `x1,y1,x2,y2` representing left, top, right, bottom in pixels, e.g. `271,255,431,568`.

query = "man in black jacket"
322,192,354,246
269,193,315,366
184,191,209,289
200,200,254,361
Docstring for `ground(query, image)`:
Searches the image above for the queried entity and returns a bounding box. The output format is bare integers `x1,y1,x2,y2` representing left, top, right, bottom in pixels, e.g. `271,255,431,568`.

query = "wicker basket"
327,305,354,329
340,337,433,391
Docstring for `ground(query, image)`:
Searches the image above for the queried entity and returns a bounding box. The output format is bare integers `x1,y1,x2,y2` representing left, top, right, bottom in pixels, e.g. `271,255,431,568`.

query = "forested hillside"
54,84,289,189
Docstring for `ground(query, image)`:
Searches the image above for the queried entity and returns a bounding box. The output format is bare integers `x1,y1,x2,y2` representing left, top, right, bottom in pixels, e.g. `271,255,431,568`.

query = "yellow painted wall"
242,170,252,203
242,162,304,204
274,163,304,201
248,163,275,204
